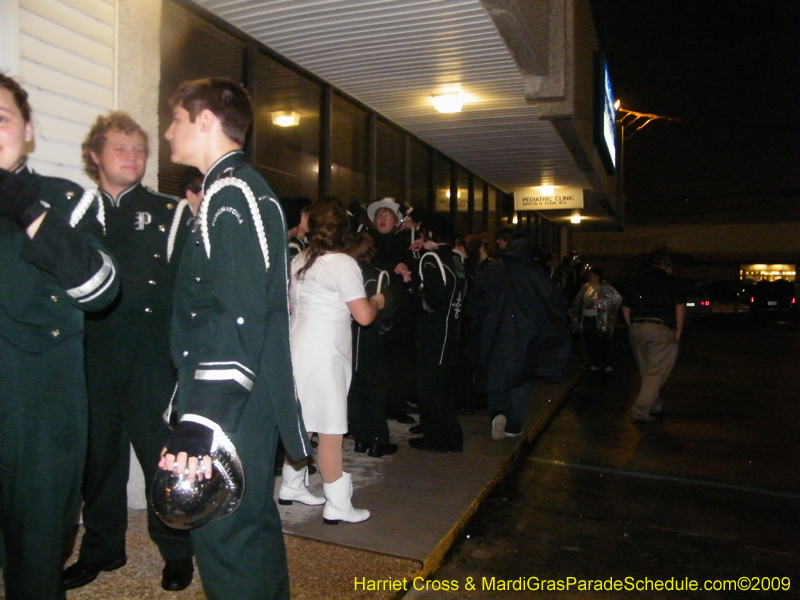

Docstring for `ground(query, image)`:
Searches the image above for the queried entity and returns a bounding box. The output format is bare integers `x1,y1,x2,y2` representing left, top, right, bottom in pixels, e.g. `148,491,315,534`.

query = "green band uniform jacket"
0,163,119,600
171,150,310,459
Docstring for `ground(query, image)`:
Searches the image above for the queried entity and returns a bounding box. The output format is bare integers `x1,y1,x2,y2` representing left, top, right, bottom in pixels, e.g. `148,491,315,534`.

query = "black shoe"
408,424,423,435
353,442,369,453
388,410,416,424
162,558,194,591
63,557,126,589
368,443,399,457
408,437,450,453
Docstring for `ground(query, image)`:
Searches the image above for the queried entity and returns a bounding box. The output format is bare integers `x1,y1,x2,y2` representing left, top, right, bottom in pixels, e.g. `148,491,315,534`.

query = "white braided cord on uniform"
166,199,190,263
418,251,447,285
200,177,270,272
69,188,105,234
376,270,389,294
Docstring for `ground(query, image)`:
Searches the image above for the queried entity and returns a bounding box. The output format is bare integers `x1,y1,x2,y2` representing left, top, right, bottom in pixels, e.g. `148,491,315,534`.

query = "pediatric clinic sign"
512,187,584,211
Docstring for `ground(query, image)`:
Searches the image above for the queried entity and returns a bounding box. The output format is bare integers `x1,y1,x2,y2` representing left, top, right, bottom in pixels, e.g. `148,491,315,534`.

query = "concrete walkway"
276,376,577,576
52,375,577,600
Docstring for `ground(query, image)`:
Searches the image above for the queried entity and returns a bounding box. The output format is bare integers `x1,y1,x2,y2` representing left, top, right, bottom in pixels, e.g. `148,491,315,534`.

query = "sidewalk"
57,375,577,600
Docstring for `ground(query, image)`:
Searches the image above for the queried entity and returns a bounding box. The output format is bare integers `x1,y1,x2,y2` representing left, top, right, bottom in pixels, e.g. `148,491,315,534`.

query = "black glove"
0,168,47,228
164,421,214,458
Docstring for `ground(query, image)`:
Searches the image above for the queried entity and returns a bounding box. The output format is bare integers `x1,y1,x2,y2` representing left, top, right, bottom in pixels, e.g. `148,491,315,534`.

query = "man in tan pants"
622,251,686,422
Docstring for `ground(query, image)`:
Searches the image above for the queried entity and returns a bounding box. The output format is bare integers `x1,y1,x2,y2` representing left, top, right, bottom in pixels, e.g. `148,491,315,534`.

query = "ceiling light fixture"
538,185,555,196
432,93,463,113
271,111,300,127
570,210,582,224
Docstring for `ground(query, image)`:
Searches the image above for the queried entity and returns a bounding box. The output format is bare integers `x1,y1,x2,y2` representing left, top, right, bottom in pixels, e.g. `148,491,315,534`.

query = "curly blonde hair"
82,111,148,183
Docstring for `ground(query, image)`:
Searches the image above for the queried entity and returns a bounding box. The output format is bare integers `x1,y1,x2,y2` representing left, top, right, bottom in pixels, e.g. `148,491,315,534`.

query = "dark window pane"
376,120,404,202
453,165,470,234
330,94,367,204
433,153,451,214
251,53,320,199
159,2,245,195
473,176,485,231
409,139,431,210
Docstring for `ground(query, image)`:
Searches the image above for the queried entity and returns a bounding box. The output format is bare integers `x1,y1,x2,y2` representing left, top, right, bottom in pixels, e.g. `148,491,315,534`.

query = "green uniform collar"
203,151,247,192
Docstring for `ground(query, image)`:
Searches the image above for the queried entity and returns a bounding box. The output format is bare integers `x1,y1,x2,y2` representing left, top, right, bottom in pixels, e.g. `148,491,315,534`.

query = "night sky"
591,0,800,226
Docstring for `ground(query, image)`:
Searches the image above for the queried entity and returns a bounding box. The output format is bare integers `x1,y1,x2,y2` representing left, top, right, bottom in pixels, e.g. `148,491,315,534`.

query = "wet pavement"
405,314,800,599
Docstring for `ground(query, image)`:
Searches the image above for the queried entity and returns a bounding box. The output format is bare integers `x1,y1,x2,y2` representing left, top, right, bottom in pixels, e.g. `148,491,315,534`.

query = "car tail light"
750,297,755,303
702,301,710,306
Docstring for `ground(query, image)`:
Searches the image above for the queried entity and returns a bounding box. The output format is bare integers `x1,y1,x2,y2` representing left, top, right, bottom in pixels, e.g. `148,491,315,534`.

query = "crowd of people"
0,72,687,600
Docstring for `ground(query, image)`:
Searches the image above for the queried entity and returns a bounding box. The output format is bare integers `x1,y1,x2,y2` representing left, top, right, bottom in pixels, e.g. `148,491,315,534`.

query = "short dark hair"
169,78,252,147
0,73,32,123
82,111,149,183
495,227,515,243
588,266,604,280
179,166,203,197
417,212,454,244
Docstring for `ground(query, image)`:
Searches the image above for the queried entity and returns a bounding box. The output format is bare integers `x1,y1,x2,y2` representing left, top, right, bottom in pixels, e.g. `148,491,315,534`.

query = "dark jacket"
1,166,119,352
465,238,574,391
170,151,311,461
623,267,686,328
415,244,468,367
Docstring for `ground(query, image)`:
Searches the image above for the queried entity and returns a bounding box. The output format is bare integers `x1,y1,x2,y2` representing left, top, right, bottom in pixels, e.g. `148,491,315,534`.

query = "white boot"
322,472,370,524
278,462,325,506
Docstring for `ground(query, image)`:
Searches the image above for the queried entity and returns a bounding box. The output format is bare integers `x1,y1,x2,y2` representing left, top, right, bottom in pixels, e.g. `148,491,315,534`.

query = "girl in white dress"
279,199,384,524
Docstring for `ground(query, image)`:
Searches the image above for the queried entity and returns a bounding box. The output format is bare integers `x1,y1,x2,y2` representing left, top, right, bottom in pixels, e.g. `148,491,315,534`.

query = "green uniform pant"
80,320,191,563
179,369,289,600
0,336,86,600
348,327,391,446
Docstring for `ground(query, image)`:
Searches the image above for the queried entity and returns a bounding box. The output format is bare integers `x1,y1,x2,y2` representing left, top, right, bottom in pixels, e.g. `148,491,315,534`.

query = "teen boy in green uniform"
63,112,194,592
160,77,311,600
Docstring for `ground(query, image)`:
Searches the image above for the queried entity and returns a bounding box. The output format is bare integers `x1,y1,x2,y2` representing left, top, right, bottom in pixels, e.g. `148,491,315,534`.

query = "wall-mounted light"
570,210,582,224
432,93,463,113
271,111,300,127
512,213,519,225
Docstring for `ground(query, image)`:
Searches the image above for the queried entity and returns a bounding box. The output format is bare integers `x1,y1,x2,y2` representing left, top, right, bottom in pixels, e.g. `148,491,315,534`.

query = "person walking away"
465,233,574,440
571,266,622,372
622,250,686,422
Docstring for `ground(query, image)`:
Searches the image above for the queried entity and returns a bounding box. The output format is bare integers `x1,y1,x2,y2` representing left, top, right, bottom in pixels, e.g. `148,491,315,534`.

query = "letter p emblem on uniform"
135,211,152,230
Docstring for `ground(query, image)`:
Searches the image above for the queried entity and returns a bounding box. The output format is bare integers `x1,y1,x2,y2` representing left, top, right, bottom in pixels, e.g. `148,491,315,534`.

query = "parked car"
703,280,752,314
750,280,798,321
683,285,713,318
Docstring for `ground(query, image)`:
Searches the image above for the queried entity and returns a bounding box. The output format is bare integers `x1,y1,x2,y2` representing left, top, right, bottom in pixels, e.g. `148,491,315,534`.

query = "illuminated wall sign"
594,51,617,174
512,187,584,211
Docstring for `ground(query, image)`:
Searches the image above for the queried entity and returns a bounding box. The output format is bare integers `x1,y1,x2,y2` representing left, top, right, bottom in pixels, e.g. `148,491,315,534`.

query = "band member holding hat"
161,77,311,600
